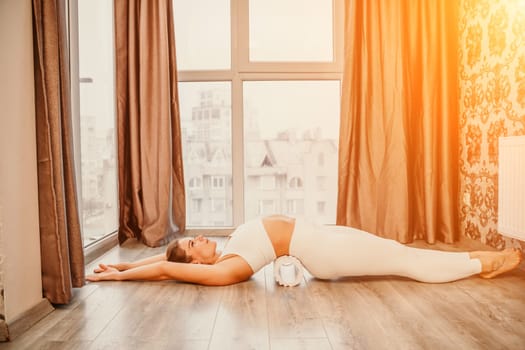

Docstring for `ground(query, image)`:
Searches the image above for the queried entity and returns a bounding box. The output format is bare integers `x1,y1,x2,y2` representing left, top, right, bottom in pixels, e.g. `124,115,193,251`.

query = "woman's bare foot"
478,248,523,279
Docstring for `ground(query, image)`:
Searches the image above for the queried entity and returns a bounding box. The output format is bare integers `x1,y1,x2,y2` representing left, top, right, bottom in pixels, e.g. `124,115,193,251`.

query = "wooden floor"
3,238,525,350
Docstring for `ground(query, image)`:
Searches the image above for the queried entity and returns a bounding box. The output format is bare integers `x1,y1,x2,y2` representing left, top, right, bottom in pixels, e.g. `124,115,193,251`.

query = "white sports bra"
219,219,277,273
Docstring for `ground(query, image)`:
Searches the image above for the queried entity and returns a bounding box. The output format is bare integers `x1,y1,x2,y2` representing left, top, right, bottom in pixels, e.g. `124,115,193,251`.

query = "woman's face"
181,235,218,264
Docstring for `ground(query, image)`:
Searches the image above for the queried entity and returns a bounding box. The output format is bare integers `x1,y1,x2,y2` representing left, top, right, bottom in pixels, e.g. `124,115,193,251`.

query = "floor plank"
209,269,269,350
270,337,332,350
265,264,327,340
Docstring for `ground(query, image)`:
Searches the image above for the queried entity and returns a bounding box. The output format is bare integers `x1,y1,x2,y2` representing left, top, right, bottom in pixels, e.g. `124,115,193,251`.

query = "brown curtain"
114,0,186,247
337,1,459,243
32,0,85,304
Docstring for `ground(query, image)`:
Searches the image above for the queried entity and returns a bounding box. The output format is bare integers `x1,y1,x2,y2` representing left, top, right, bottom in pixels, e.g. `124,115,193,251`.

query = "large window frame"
179,0,344,234
69,0,120,257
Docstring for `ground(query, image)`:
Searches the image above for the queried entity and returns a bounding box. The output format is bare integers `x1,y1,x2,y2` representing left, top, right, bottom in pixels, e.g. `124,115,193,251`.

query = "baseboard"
1,298,54,341
0,321,8,342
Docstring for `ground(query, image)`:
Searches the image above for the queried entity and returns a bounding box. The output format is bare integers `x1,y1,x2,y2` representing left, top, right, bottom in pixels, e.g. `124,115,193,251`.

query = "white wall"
0,0,45,322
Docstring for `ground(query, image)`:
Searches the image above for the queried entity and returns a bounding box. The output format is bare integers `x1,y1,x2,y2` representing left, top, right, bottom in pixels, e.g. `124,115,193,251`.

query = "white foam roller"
273,255,304,287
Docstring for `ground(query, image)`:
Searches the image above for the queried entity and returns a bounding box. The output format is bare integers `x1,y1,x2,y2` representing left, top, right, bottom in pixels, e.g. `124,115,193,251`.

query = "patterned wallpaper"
459,0,525,249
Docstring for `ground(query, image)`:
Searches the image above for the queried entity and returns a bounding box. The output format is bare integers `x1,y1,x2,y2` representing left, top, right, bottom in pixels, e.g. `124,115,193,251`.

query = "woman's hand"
86,265,120,282
93,263,130,273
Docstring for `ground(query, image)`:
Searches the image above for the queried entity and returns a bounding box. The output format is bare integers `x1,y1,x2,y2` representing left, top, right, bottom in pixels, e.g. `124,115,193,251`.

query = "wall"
459,0,525,249
0,0,46,326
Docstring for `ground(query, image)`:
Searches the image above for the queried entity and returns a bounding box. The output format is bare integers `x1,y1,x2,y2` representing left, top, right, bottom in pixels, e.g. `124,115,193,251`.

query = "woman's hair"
166,239,192,263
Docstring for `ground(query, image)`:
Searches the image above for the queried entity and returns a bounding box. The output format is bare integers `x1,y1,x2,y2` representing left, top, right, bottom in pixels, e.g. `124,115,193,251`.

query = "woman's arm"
87,256,253,286
94,253,167,272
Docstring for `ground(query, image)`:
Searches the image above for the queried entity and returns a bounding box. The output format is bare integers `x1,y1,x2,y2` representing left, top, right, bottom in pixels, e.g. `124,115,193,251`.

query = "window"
249,0,333,62
287,199,304,215
173,0,343,227
73,0,119,247
179,82,232,226
259,200,275,215
192,198,203,213
212,176,226,189
243,81,340,222
189,177,202,189
317,201,326,215
173,0,230,70
289,177,303,189
211,198,226,213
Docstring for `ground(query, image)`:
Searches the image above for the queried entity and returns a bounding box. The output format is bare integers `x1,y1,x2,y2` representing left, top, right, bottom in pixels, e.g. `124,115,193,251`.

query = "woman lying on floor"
86,215,523,285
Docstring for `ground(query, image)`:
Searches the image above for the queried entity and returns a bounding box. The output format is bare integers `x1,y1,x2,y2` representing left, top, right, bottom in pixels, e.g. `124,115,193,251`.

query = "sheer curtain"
337,0,459,243
114,0,186,247
32,0,85,304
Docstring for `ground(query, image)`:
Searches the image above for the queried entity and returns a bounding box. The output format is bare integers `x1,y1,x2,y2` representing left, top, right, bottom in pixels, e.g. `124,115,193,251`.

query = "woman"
87,215,523,285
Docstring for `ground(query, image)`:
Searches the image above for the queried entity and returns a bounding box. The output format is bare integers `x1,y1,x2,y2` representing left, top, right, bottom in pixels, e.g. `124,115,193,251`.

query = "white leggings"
289,219,482,283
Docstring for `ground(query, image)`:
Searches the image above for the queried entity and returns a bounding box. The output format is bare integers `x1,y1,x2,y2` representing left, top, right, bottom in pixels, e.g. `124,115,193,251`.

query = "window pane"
173,0,231,70
78,0,118,246
244,81,340,223
179,82,232,227
249,0,333,62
